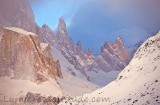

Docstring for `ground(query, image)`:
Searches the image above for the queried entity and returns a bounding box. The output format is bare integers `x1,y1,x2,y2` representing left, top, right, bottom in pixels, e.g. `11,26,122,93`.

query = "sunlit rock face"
55,17,130,81
115,36,129,64
0,27,61,83
0,0,64,81
98,36,129,72
59,31,160,105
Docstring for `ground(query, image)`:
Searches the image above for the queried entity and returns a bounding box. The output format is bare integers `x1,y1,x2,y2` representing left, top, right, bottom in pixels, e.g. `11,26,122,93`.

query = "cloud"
68,0,160,54
31,0,88,29
31,0,160,54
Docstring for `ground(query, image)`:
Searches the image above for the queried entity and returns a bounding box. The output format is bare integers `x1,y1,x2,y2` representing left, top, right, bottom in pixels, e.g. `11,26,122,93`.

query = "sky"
31,0,160,55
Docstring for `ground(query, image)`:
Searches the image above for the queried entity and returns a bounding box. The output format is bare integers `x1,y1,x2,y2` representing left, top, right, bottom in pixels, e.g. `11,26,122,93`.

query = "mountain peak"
60,31,160,105
87,48,93,57
77,41,82,46
59,16,65,25
116,35,123,40
57,16,69,42
76,41,83,52
42,24,49,29
116,35,124,45
42,24,54,35
58,16,66,31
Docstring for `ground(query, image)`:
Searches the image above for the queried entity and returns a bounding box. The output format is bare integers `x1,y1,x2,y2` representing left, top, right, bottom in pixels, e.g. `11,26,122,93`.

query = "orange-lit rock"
0,27,62,83
99,36,129,72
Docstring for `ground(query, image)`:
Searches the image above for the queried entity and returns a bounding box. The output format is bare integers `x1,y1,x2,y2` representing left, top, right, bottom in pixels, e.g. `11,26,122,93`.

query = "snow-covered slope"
0,26,98,99
85,70,120,86
59,31,160,105
0,77,63,97
39,17,123,87
41,24,99,96
52,17,129,86
0,0,129,101
52,48,99,97
0,0,99,97
0,27,65,103
0,27,62,82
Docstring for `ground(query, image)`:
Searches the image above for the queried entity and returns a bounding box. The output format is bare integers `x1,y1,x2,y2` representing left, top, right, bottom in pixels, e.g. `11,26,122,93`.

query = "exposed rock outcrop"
0,0,130,82
0,0,37,33
55,60,63,78
75,41,83,54
87,48,93,58
55,17,130,80
96,36,129,72
0,27,61,83
59,31,160,105
115,36,129,63
57,17,74,52
0,0,130,84
0,0,130,85
0,0,64,80
98,40,127,71
41,24,57,46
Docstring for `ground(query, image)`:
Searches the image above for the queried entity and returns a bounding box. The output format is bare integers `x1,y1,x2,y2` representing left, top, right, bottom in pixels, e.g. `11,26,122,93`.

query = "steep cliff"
59,30,160,105
0,0,37,33
55,17,130,85
98,36,129,72
0,27,61,83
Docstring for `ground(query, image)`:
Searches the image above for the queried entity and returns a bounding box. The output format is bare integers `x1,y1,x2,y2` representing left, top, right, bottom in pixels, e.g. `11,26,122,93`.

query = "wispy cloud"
68,0,160,54
31,0,160,54
31,0,88,29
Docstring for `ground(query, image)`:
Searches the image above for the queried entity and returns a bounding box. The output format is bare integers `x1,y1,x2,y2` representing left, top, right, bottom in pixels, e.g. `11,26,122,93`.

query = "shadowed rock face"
58,31,160,105
55,60,63,78
0,0,48,45
55,17,130,80
57,17,75,52
0,0,129,84
0,27,60,83
0,0,37,33
0,0,63,81
0,0,64,80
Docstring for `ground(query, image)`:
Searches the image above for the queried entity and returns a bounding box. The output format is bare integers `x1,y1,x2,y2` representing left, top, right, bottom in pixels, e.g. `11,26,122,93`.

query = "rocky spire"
0,0,37,33
41,24,57,45
55,60,63,78
102,42,114,54
115,35,125,48
87,48,94,60
75,41,83,54
100,36,129,64
98,36,129,71
57,17,68,43
87,48,93,57
115,36,129,64
56,17,74,52
42,24,55,36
